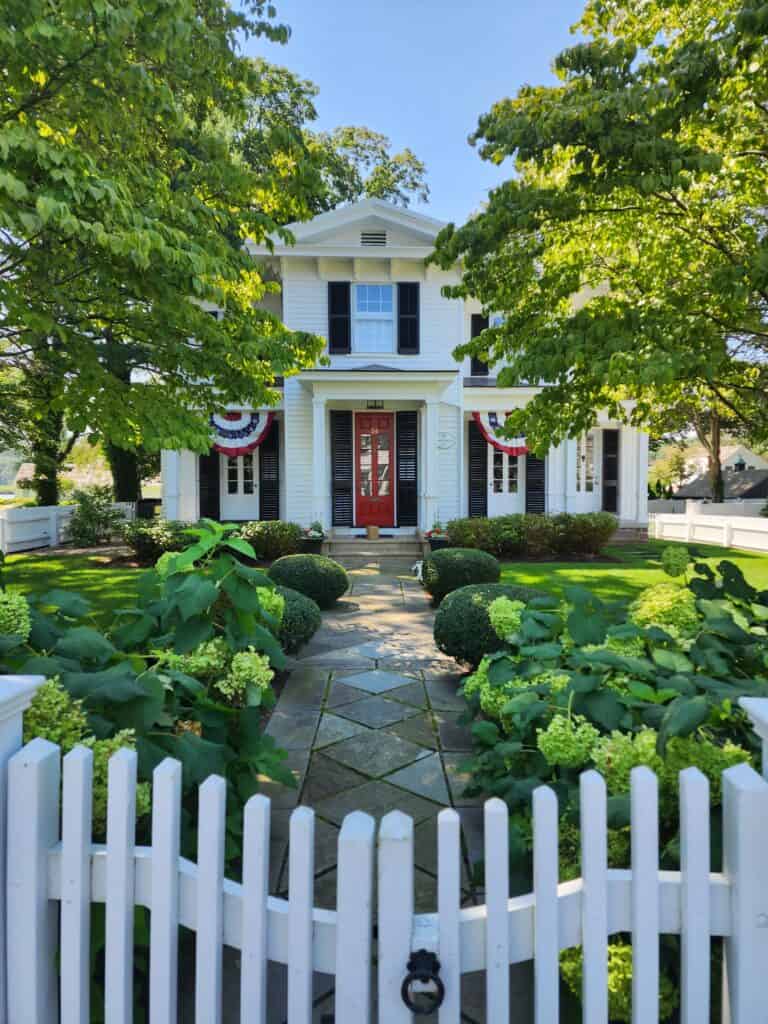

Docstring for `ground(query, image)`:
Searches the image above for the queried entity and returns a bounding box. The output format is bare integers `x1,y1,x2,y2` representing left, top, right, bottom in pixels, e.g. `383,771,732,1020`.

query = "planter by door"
355,412,394,527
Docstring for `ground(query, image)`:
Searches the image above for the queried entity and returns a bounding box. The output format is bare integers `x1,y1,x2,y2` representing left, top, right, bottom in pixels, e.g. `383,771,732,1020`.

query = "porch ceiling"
300,367,457,401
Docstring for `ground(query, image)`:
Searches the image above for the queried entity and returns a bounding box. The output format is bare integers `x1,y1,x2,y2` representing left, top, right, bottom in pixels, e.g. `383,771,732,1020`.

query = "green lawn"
3,551,144,624
501,540,768,603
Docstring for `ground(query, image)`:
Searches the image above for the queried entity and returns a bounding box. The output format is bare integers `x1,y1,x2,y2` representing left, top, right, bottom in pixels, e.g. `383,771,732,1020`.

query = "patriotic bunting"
210,410,275,456
472,411,528,456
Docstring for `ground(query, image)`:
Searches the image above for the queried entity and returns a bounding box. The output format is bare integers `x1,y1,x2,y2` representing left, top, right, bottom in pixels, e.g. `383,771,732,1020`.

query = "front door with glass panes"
488,447,525,516
354,412,395,526
219,451,259,521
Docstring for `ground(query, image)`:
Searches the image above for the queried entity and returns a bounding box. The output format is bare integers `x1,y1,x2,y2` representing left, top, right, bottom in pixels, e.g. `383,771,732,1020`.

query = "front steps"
323,535,426,561
611,526,649,544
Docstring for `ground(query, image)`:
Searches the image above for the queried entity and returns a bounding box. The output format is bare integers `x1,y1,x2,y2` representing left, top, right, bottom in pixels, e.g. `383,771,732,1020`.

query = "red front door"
355,412,395,527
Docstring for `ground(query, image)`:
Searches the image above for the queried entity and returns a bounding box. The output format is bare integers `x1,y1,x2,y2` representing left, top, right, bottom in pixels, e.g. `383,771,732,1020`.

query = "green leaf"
171,575,219,621
651,648,694,674
28,608,63,650
471,720,501,747
55,626,115,666
488,656,521,686
111,611,156,650
223,537,257,559
576,689,625,731
38,589,92,618
606,795,631,828
20,654,80,676
657,696,710,753
173,617,214,654
519,642,563,660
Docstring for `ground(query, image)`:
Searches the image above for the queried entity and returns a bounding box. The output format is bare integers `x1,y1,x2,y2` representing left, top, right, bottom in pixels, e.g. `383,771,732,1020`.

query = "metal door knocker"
400,949,445,1015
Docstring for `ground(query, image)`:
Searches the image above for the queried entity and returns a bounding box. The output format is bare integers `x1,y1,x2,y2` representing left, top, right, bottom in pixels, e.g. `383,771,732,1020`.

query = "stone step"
325,538,425,559
611,527,649,543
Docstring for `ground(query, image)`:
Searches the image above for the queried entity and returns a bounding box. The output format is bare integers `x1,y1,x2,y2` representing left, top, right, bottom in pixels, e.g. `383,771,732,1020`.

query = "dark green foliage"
276,586,322,653
422,547,500,604
445,513,618,558
434,583,544,666
268,553,348,609
67,486,125,547
123,518,188,564
236,520,303,562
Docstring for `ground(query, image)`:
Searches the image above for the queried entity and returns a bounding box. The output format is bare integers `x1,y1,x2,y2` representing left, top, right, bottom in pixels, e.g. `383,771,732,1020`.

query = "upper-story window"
353,284,394,353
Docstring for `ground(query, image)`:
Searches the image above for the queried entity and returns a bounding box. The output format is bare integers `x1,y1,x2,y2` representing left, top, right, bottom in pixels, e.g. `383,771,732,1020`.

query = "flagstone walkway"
263,561,485,909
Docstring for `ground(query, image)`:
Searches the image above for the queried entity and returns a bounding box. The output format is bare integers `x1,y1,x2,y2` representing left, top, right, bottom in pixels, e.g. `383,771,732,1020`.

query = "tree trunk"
708,412,724,502
31,406,64,506
106,443,141,502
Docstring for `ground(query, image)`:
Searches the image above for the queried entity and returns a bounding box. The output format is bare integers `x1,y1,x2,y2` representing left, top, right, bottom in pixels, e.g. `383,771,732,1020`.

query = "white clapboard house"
161,199,649,533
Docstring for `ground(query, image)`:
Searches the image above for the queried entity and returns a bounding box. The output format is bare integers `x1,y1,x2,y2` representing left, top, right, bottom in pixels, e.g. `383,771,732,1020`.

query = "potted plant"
301,521,326,553
425,520,449,551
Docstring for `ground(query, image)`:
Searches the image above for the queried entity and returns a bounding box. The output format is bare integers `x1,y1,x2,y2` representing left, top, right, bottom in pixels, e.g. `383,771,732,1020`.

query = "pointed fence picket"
5,679,768,1023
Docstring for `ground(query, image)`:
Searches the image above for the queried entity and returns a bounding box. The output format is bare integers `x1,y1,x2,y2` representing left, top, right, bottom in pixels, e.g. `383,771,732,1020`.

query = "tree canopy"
431,0,768,454
0,0,325,464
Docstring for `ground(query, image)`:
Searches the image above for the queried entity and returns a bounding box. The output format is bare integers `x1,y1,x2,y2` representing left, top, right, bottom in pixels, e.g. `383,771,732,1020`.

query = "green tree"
0,0,325,503
240,62,430,216
431,0,768,455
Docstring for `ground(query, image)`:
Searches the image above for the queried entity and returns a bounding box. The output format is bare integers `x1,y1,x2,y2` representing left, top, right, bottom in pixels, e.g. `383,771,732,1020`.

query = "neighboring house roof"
674,468,768,499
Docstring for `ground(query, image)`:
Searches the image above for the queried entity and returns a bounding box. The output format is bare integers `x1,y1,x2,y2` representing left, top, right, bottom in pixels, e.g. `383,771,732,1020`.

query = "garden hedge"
268,553,349,609
123,518,188,564
433,582,543,665
422,547,500,604
445,512,617,558
276,586,322,653
237,520,303,562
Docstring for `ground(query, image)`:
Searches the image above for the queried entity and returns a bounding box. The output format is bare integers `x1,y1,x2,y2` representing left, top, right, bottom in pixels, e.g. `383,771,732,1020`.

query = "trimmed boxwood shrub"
123,518,188,565
445,512,618,558
422,547,500,604
268,553,348,609
237,520,303,562
433,582,543,666
276,586,322,653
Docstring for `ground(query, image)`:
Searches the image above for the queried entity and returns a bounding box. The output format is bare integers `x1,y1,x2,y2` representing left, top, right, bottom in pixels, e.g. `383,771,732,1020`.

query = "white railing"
0,503,135,554
4,676,768,1022
650,501,768,552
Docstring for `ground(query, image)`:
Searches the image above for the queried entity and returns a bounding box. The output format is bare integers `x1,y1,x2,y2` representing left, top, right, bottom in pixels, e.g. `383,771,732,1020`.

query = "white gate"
3,674,768,1023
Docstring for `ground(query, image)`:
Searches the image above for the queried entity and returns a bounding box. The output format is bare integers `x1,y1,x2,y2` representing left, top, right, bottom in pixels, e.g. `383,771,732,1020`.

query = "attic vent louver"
361,230,387,246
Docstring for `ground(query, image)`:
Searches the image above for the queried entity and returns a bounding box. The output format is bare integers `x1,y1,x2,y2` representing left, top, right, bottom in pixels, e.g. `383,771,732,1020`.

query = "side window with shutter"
470,314,489,376
328,282,351,354
397,282,420,355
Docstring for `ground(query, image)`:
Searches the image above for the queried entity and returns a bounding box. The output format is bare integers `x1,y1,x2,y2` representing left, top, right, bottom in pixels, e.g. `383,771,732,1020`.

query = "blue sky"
249,0,586,225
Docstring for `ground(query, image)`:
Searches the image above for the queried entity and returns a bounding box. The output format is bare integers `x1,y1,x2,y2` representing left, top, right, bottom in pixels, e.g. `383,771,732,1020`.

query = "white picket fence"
0,502,135,554
4,676,768,1023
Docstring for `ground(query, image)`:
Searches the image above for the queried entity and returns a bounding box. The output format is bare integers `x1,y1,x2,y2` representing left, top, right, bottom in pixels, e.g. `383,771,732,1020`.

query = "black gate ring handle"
400,949,445,1015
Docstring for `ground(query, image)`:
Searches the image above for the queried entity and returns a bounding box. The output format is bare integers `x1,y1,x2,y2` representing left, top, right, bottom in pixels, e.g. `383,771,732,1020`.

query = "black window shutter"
470,314,489,376
525,454,546,514
602,429,620,513
330,410,354,526
199,449,221,521
259,420,280,521
328,282,351,354
396,411,418,526
397,283,420,355
468,419,487,517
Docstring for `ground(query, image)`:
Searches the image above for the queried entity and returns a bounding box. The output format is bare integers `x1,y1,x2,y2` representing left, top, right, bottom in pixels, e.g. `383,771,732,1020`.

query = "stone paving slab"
301,754,367,805
384,751,450,804
336,667,417,694
334,694,420,728
385,711,438,749
264,706,320,749
322,729,431,778
313,712,368,749
323,678,368,708
312,778,441,826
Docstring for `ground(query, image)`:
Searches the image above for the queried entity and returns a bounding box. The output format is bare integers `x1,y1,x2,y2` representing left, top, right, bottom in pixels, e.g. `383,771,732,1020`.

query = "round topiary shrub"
276,586,322,653
268,553,348,609
434,583,543,666
422,547,500,604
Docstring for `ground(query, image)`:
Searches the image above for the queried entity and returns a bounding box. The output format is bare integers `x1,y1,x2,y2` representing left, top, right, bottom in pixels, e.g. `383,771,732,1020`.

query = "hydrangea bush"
458,547,768,1020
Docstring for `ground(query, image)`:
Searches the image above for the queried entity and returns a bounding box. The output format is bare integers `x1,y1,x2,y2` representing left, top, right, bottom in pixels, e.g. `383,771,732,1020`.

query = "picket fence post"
0,675,44,1024
722,762,768,1024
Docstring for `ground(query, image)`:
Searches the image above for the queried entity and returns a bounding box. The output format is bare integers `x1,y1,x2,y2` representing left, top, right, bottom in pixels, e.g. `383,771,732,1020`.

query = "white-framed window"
576,433,596,492
352,284,394,353
493,451,519,494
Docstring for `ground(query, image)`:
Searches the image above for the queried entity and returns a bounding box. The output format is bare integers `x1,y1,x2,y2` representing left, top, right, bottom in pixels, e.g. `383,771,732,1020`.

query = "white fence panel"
652,509,768,552
7,677,768,1023
0,502,135,554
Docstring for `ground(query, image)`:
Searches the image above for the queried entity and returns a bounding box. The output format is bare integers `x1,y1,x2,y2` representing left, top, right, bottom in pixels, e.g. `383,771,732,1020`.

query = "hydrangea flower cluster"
561,941,679,1022
591,728,663,792
661,545,691,578
0,590,31,642
660,736,751,806
537,714,599,768
629,582,700,638
83,730,152,836
463,661,569,726
256,586,285,625
214,648,274,703
23,678,88,750
488,597,526,640
159,637,230,680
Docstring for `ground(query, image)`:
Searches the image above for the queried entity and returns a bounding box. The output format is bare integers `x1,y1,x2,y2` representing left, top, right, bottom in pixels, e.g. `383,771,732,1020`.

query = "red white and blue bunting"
472,411,528,456
210,410,275,456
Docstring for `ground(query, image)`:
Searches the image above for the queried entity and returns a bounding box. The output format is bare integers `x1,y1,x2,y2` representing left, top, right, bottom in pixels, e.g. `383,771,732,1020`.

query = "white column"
618,425,639,524
312,396,328,529
547,442,567,514
423,399,440,529
161,450,180,520
0,675,45,1021
636,430,650,524
564,438,579,513
177,450,198,522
